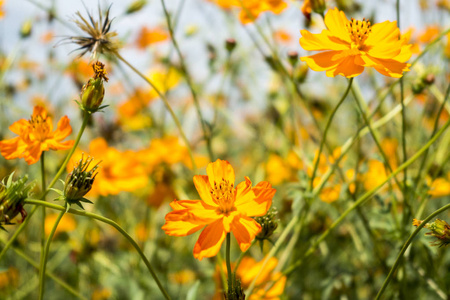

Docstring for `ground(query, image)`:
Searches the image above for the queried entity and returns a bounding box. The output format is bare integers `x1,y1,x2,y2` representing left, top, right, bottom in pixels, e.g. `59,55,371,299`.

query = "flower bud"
311,0,326,16
64,156,100,208
0,173,33,230
255,208,279,241
225,38,237,53
126,0,147,14
225,277,245,300
79,61,109,113
20,19,33,38
413,218,450,247
288,50,298,66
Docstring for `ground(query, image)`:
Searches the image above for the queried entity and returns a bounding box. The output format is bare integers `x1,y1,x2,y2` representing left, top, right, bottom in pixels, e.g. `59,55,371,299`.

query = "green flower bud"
126,0,147,14
413,218,450,247
20,19,33,38
225,38,237,54
255,208,279,241
64,156,100,208
0,173,33,230
311,0,326,16
79,61,109,113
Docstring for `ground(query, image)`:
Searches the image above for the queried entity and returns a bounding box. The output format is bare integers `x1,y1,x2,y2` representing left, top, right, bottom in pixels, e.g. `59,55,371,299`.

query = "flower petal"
324,8,351,43
193,219,226,260
300,30,349,51
327,55,364,78
193,175,218,207
207,159,235,186
53,116,73,141
361,54,410,78
235,179,274,217
301,51,343,72
230,216,261,252
8,119,29,135
0,137,26,160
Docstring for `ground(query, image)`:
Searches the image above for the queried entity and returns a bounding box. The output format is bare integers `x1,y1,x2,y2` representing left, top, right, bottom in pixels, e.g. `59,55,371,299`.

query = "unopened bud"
126,0,147,14
79,61,109,113
64,156,100,208
422,74,435,85
20,20,33,38
255,208,279,241
311,0,326,16
0,173,33,230
288,50,298,66
413,218,450,247
225,38,237,53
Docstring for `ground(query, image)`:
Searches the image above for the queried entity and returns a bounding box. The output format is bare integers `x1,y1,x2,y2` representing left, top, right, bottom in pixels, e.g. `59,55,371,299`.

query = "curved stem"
24,199,171,300
114,51,197,171
39,204,66,300
375,203,450,299
39,152,47,272
226,233,233,292
283,118,450,277
160,0,214,161
309,78,353,191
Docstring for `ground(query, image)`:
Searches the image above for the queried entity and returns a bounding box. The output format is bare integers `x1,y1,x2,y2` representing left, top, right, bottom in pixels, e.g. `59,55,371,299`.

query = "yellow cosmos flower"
428,173,450,198
136,26,169,49
0,106,74,165
162,159,276,260
45,213,76,237
300,8,412,78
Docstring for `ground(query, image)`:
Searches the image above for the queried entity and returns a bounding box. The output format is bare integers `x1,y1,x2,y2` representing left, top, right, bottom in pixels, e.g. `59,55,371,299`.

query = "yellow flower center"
346,18,371,49
29,115,50,141
210,179,235,214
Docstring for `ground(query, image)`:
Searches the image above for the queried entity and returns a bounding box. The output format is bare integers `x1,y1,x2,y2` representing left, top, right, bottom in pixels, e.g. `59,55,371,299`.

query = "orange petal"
230,216,261,252
0,137,26,160
53,116,73,141
193,219,226,260
365,21,400,48
327,55,364,78
300,30,349,51
206,159,235,186
193,175,219,207
235,179,273,217
24,142,43,165
171,200,223,222
361,54,410,78
162,212,205,236
301,51,342,72
324,8,351,44
8,119,29,135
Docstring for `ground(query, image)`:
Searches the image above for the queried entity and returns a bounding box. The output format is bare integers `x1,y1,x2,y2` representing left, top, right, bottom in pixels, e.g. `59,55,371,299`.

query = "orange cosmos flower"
0,106,74,165
299,8,412,78
136,26,169,49
162,159,276,260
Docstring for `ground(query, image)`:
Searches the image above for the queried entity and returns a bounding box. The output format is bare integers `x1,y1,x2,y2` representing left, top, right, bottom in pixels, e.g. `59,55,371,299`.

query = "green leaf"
186,280,200,300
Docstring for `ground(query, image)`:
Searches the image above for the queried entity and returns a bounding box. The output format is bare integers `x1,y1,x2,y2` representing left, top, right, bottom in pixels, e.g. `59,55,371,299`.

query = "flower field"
0,0,449,299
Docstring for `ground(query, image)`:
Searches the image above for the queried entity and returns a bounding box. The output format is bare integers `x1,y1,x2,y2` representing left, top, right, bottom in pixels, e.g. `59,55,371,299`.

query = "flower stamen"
346,17,372,49
210,178,235,214
29,115,50,142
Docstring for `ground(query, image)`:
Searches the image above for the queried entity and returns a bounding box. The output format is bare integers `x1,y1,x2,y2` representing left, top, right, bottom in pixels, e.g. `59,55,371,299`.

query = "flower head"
79,61,109,113
299,8,412,78
162,159,276,260
0,106,74,165
65,5,120,58
413,218,450,247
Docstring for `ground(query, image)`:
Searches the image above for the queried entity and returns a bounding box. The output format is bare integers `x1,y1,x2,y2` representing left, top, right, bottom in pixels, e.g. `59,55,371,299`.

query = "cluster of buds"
53,156,100,209
255,208,279,243
413,218,450,247
77,61,109,114
0,173,33,230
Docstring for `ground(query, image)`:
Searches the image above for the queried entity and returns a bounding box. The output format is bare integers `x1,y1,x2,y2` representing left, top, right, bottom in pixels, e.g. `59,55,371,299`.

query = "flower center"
29,115,50,141
346,18,371,49
210,179,235,214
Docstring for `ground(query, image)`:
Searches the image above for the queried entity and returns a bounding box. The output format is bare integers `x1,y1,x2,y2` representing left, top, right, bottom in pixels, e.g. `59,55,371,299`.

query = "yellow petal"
206,159,235,186
193,219,226,260
323,8,351,44
230,216,261,252
193,175,218,207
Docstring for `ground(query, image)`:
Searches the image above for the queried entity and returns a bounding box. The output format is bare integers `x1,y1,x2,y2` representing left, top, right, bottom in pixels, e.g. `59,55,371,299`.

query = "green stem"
114,51,197,171
309,78,353,190
0,238,86,300
160,0,214,161
38,204,67,300
283,118,450,277
40,152,47,268
232,240,254,281
226,233,233,292
24,199,171,300
375,203,450,299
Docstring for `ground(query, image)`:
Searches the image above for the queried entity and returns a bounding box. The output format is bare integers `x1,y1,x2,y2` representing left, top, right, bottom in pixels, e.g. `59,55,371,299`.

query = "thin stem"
283,118,450,277
38,204,66,300
232,240,254,280
114,51,197,171
24,199,171,300
0,239,87,300
309,78,353,191
160,0,214,161
375,203,450,299
40,152,47,268
226,233,233,292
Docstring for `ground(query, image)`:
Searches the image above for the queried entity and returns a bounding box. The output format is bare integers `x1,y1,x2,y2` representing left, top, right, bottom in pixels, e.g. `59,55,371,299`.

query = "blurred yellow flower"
0,267,19,290
418,25,440,44
45,213,76,237
363,159,389,191
428,174,450,198
0,106,74,165
162,159,275,260
300,8,412,78
169,269,196,285
91,288,111,300
266,151,302,185
69,138,148,197
381,138,398,168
